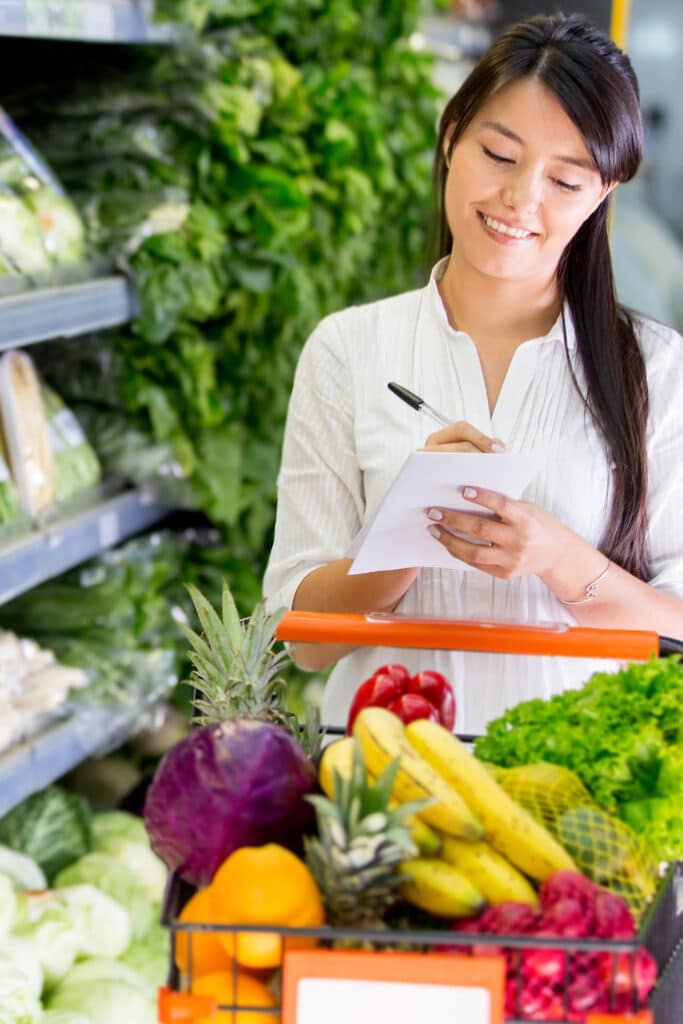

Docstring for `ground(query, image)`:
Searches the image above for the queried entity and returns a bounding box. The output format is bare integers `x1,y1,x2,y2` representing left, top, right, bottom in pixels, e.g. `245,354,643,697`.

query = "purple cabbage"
143,719,317,886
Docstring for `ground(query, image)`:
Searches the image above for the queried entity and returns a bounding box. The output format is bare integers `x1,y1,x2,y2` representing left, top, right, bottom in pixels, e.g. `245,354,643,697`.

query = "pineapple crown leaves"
308,740,425,857
179,580,322,757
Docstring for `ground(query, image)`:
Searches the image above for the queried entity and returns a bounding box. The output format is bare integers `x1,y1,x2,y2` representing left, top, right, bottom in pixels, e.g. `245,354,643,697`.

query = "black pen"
388,381,451,429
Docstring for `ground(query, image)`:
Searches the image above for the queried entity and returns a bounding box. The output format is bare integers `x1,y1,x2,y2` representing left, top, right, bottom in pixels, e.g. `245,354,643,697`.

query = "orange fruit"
210,844,324,969
175,886,233,977
192,969,279,1024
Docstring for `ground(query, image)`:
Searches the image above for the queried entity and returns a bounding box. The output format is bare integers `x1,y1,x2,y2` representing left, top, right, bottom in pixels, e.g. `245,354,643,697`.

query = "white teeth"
482,215,533,240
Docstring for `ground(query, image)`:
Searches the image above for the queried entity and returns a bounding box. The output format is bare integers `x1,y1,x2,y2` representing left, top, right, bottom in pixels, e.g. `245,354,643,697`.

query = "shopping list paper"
349,451,542,574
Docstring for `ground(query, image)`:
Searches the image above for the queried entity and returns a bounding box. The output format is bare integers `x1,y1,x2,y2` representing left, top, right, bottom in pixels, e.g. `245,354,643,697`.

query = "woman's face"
443,76,614,286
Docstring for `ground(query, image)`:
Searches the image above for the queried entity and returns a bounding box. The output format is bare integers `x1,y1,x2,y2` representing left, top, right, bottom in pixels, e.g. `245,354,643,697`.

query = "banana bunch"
320,708,577,919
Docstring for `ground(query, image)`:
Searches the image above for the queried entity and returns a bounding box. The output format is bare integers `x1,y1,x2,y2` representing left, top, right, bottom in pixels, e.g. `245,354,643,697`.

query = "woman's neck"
437,253,563,346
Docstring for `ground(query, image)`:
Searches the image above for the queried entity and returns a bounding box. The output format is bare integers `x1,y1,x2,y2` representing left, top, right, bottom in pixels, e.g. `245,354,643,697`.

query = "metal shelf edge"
0,487,170,606
0,275,137,351
0,701,154,817
0,0,186,44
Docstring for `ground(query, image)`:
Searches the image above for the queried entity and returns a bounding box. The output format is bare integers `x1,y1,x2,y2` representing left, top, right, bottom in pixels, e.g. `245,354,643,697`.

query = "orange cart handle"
276,611,683,661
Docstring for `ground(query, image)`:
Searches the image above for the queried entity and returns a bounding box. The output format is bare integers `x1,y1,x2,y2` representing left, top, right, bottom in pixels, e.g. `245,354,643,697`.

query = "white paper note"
349,451,542,574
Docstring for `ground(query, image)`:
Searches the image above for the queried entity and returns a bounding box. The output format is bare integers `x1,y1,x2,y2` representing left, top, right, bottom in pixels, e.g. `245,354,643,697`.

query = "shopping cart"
158,612,683,1024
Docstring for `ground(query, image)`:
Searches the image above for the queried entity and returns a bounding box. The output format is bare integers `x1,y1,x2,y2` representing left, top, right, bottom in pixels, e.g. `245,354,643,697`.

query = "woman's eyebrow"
480,119,595,169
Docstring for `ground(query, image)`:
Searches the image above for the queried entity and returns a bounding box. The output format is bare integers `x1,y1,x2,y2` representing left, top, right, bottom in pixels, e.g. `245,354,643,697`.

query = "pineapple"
181,581,320,755
304,741,423,928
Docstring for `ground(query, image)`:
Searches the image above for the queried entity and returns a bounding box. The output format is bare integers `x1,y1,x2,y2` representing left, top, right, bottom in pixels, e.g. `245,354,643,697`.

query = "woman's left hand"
426,486,572,580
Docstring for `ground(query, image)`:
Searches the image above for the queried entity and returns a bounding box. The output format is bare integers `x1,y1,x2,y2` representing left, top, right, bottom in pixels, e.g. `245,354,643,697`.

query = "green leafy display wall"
17,1,442,611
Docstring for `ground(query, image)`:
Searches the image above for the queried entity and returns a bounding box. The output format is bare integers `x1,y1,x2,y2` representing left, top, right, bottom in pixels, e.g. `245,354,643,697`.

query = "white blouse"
263,261,683,735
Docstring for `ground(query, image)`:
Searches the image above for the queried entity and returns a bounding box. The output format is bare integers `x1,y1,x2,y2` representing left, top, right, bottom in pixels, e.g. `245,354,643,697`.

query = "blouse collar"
426,257,577,350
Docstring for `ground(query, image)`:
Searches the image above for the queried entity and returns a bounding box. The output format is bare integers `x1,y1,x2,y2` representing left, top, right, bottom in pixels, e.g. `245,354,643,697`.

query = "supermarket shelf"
0,487,170,606
0,274,137,351
0,700,160,816
0,0,186,44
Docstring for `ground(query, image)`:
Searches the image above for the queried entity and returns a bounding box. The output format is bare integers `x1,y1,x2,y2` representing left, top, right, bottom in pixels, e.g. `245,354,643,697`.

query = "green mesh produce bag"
492,762,659,917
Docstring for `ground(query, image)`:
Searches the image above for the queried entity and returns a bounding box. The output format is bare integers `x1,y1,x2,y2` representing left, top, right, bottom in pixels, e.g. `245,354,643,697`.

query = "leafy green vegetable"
46,958,155,1024
119,920,169,988
12,894,81,989
0,873,17,936
0,846,46,891
52,884,131,960
0,787,93,884
0,965,42,1024
54,853,153,940
15,4,440,611
475,656,683,861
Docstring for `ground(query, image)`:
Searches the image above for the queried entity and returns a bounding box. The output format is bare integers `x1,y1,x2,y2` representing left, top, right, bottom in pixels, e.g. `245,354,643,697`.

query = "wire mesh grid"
158,862,683,1024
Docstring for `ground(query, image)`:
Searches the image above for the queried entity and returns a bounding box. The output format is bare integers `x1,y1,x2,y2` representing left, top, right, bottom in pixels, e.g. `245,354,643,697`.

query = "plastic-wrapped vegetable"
0,422,21,531
0,350,55,521
41,384,101,505
0,107,86,276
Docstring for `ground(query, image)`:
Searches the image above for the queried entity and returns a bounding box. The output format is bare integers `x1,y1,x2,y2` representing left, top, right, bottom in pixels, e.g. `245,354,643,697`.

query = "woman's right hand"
422,420,506,453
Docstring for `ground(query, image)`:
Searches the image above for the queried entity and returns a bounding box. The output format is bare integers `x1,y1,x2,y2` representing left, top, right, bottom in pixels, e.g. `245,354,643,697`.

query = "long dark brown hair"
433,14,650,579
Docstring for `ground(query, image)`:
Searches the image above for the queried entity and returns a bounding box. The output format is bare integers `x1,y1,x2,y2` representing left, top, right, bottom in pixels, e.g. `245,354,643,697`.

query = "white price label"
296,978,491,1024
283,950,504,1024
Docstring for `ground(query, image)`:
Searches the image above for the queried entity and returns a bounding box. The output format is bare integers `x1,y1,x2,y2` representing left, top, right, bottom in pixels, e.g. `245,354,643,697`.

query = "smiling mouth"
479,212,537,240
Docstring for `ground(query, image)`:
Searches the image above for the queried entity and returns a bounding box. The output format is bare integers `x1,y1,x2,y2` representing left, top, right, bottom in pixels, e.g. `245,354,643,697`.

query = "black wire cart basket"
158,612,683,1024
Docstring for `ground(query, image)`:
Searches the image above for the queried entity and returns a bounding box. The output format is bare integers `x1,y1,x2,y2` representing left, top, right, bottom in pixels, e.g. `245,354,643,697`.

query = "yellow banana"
353,708,484,840
398,858,485,917
319,737,442,856
439,836,538,906
403,719,576,882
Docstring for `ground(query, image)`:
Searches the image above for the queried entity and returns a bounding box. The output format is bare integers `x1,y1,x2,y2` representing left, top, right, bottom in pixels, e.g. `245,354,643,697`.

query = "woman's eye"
482,145,514,164
553,178,581,192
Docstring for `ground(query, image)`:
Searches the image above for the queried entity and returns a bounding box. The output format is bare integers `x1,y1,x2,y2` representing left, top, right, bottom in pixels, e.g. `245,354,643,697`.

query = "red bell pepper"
346,663,456,733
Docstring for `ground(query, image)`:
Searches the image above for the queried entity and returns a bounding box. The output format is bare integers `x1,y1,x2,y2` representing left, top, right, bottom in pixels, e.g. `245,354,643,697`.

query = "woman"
263,14,683,734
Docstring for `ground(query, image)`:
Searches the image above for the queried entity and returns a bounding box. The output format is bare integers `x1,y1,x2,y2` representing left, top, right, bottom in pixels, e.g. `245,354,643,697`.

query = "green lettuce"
476,656,683,861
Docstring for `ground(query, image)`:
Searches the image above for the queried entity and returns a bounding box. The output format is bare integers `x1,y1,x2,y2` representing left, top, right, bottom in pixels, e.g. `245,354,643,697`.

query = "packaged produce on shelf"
0,107,86,282
0,531,187,709
0,630,88,755
0,419,21,532
41,383,101,505
0,349,101,525
0,349,55,520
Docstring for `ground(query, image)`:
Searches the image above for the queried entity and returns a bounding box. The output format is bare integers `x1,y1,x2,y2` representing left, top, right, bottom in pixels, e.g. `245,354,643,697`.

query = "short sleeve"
642,320,683,596
262,312,365,613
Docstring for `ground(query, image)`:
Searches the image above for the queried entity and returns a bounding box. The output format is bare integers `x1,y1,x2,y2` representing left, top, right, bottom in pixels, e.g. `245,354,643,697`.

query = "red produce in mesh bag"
478,901,541,934
592,888,636,939
540,897,594,939
539,871,599,914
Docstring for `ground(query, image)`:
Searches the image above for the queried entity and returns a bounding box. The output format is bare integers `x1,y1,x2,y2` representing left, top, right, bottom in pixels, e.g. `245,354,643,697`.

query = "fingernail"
427,508,443,521
462,487,477,499
428,524,441,539
491,441,506,452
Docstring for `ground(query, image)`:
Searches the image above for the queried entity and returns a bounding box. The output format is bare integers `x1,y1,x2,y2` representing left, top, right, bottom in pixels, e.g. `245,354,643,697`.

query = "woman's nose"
502,168,542,213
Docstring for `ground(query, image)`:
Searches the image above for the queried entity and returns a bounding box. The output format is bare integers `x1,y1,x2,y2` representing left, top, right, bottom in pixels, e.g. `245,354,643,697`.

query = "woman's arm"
291,561,420,669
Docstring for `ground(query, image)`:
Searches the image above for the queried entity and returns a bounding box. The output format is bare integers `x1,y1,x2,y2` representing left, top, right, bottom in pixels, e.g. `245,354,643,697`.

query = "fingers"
427,507,510,547
423,420,506,454
426,523,509,572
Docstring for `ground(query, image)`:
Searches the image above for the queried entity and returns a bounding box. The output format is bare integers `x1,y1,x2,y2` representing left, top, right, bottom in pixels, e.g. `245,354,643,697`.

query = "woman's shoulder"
629,309,683,365
309,285,425,349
